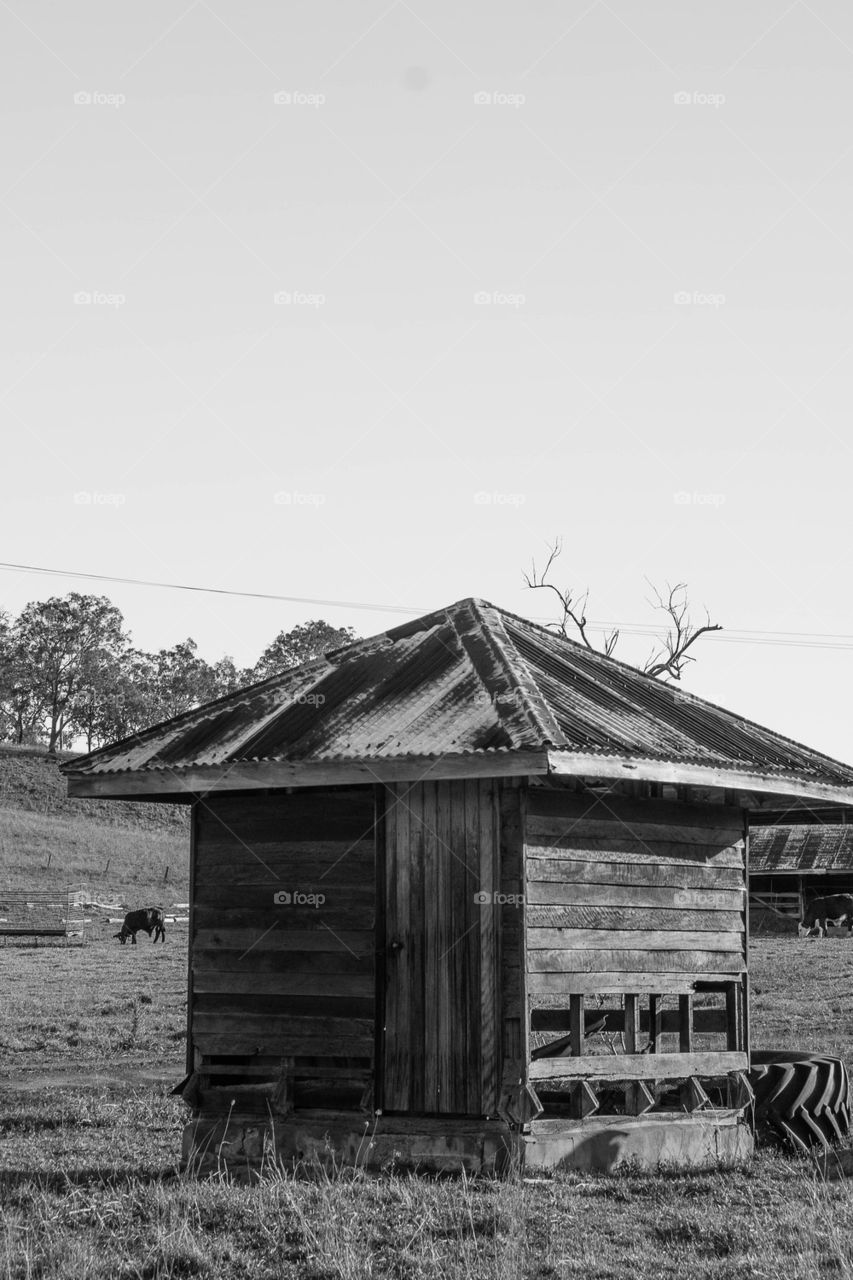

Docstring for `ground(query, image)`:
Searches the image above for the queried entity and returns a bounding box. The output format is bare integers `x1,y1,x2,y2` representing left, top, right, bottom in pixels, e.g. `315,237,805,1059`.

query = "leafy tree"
0,595,360,751
12,594,129,751
145,639,220,722
251,620,357,681
0,609,46,744
211,655,246,698
68,648,158,751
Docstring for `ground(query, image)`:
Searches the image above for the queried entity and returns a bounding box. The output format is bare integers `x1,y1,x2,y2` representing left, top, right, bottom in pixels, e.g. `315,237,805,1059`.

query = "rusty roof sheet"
62,597,853,790
750,824,853,874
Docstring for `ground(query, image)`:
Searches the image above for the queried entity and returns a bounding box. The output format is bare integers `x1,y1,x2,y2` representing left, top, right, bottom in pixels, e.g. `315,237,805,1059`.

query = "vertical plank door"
381,779,501,1116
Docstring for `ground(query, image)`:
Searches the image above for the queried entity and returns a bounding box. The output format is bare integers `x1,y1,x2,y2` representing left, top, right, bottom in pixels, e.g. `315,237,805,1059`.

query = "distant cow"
115,908,166,945
799,894,853,939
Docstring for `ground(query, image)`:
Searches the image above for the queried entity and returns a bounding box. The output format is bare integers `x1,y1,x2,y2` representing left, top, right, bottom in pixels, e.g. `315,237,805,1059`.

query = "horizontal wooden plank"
522,793,732,824
525,882,744,910
193,995,373,1019
526,929,743,953
200,1064,281,1078
193,1013,373,1041
192,949,373,974
525,859,744,890
526,818,742,850
528,973,738,996
194,1033,374,1058
193,907,374,932
526,792,742,830
527,950,744,976
196,848,373,883
192,971,373,997
525,906,744,931
531,1007,730,1034
526,841,744,869
193,884,374,909
529,1051,748,1081
529,1109,743,1135
197,790,375,838
193,928,374,954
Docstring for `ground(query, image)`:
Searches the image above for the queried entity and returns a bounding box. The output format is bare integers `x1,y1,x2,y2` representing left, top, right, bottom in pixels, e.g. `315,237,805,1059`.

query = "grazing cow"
799,894,853,939
115,908,166,945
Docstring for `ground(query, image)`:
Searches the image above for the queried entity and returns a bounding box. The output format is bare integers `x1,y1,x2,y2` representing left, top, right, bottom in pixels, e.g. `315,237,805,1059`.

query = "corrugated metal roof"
62,597,853,790
750,824,853,874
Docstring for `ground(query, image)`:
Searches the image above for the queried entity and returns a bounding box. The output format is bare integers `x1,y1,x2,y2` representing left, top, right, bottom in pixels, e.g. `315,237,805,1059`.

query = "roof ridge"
451,599,565,749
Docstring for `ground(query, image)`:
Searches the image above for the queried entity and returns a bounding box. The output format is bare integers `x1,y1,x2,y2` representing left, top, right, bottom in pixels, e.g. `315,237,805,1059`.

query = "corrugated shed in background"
750,824,853,874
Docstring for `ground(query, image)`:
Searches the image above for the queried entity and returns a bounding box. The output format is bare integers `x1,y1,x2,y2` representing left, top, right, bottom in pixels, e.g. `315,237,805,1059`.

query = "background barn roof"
750,823,853,874
62,598,853,796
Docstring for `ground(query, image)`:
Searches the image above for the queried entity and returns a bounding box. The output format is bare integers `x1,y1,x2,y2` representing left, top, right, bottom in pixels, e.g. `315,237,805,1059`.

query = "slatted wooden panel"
382,779,500,1116
191,788,376,1061
524,792,747,1003
499,784,525,1094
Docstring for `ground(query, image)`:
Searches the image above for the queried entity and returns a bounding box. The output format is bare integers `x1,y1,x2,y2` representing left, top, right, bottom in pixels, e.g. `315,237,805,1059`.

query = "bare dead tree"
523,539,620,657
524,539,722,681
642,581,722,681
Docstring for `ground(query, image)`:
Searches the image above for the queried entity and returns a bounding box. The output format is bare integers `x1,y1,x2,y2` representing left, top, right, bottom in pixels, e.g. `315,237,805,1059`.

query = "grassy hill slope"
0,746,189,905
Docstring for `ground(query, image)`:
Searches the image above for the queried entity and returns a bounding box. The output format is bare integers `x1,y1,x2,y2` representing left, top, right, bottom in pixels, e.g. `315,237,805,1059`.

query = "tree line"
0,593,356,754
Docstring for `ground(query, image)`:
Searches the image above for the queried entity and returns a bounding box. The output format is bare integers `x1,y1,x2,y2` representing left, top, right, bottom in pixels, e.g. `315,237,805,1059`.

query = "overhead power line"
1,560,853,652
0,561,418,615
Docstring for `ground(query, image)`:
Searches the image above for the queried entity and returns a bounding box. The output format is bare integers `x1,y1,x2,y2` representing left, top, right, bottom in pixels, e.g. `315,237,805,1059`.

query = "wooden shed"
63,599,853,1174
750,819,853,931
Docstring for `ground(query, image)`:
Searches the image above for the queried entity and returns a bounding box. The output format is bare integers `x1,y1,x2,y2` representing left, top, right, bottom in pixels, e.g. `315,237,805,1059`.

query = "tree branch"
524,539,619,656
642,582,722,681
523,544,721,679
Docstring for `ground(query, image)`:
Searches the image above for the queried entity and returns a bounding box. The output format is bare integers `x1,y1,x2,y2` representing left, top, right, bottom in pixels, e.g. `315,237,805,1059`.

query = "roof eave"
64,748,551,800
547,750,853,809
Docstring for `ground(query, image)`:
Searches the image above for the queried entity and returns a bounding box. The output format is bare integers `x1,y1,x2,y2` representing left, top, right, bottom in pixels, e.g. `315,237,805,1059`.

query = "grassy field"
0,746,189,910
3,936,853,1279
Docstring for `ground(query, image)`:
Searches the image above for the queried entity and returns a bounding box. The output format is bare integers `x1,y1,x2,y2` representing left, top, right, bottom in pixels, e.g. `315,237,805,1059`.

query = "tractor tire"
749,1051,851,1152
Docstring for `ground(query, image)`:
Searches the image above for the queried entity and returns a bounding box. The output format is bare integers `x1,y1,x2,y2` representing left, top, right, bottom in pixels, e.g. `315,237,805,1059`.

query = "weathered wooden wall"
525,791,747,1001
190,788,376,1076
381,778,502,1116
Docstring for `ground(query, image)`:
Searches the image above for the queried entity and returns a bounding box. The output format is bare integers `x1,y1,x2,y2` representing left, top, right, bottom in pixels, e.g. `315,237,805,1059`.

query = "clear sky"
2,2,852,760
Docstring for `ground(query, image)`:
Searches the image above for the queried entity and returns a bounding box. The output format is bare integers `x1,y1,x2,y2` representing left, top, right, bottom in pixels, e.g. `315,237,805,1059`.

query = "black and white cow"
799,894,853,939
115,908,166,945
